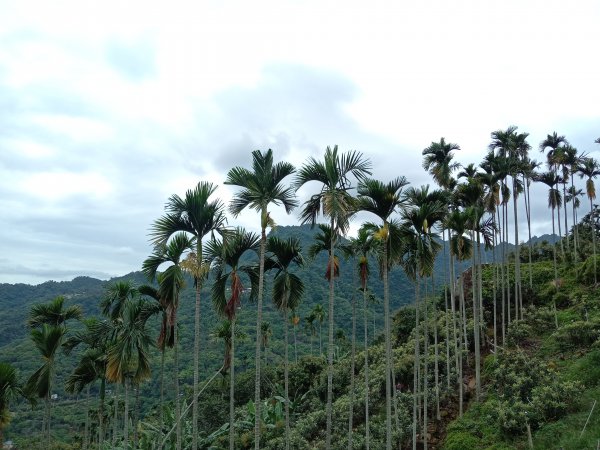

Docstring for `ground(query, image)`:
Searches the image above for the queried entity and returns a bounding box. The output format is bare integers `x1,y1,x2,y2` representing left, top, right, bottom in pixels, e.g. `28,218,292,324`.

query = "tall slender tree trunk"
348,277,357,450
383,234,393,450
591,198,598,285
230,317,236,450
524,175,533,289
443,237,451,392
551,208,559,329
423,278,429,450
391,356,402,447
293,320,298,363
363,283,371,450
373,312,376,344
432,273,440,422
123,378,129,448
412,280,420,450
133,381,140,449
192,241,203,450
557,196,565,259
563,179,569,254
98,376,106,448
472,239,481,401
112,384,119,449
159,348,165,439
84,385,90,450
448,237,460,398
571,173,579,261
254,218,268,450
497,208,506,345
175,327,181,450
492,216,498,354
325,216,336,450
513,177,522,320
284,307,291,450
504,201,511,327
459,273,468,358
319,322,323,357
46,393,51,448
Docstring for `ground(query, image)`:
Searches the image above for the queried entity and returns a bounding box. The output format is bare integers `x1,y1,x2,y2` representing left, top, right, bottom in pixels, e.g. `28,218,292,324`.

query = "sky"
1,0,599,284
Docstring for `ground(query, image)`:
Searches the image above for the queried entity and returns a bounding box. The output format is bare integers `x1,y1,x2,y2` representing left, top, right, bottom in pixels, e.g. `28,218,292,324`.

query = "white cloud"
0,0,599,284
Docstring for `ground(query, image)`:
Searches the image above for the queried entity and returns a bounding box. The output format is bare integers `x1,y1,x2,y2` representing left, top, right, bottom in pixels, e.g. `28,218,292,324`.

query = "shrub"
506,320,532,347
576,255,600,285
553,320,600,351
553,292,570,308
488,349,579,435
443,431,479,450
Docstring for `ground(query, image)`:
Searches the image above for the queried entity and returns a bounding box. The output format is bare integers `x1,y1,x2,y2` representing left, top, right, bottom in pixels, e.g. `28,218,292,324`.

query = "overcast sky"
1,0,599,284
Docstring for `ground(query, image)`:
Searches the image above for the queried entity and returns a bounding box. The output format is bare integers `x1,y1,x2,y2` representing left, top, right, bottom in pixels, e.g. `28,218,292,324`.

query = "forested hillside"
2,136,600,450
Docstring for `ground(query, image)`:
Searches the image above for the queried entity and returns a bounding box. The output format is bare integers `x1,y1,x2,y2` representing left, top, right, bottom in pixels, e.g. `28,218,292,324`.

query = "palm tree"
99,280,139,447
490,126,527,320
308,223,341,284
24,324,66,446
143,233,194,450
65,349,97,450
563,145,582,259
137,284,168,437
477,164,501,350
402,186,445,450
149,181,226,450
521,158,542,289
28,295,82,328
540,132,569,258
340,225,378,450
422,138,461,405
211,319,247,373
295,146,371,449
266,235,304,450
25,296,82,446
106,297,153,448
101,281,138,322
444,209,473,416
63,318,112,449
0,363,24,448
225,149,296,449
206,227,260,450
536,171,562,327
422,137,461,187
578,157,600,284
356,177,408,449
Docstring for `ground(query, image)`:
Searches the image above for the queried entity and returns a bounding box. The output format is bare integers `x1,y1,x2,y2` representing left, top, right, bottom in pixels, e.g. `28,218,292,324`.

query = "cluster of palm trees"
5,133,599,450
406,130,600,449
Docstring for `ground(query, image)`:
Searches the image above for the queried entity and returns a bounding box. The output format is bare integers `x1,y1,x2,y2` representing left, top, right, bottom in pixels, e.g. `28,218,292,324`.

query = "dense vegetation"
1,133,600,450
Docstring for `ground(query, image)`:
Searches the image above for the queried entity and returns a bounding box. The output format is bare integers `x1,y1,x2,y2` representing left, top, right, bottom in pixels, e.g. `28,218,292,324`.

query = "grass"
532,386,600,450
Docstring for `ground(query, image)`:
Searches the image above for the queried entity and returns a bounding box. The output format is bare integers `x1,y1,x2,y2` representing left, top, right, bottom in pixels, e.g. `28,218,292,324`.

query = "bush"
506,320,533,347
527,306,555,333
553,292,570,308
443,431,479,450
488,349,579,435
553,320,600,351
576,255,600,285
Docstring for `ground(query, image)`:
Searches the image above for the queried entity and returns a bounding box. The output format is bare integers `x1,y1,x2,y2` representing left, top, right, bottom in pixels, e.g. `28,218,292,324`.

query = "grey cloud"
2,53,597,285
208,64,359,171
0,258,113,281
